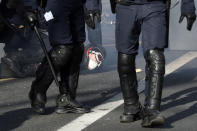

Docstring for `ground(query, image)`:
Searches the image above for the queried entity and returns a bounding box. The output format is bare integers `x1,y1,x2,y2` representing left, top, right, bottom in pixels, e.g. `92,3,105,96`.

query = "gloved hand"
24,11,38,29
85,10,101,29
179,12,196,31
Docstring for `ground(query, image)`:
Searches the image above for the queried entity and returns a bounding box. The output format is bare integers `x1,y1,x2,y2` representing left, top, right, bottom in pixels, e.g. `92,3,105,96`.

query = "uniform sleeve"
181,0,196,13
85,0,101,11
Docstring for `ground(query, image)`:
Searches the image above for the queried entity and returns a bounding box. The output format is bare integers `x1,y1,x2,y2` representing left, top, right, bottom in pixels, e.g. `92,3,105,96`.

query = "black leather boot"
142,49,165,127
118,52,143,123
55,94,90,114
56,43,90,114
29,86,47,114
29,45,73,114
68,43,84,99
29,58,52,114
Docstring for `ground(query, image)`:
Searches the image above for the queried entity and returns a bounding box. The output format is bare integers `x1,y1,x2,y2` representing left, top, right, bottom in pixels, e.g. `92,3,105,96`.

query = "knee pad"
118,52,136,76
50,45,73,68
145,49,165,74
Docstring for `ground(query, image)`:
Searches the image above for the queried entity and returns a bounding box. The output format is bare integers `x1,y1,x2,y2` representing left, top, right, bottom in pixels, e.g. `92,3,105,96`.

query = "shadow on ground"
0,107,54,131
165,68,197,87
160,86,197,128
0,87,120,131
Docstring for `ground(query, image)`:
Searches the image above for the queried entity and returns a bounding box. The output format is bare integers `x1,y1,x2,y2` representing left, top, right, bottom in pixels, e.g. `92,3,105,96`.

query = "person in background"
0,0,49,78
84,0,106,71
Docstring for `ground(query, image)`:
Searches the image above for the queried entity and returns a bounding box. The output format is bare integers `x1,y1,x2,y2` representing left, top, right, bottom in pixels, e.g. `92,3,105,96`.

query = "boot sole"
142,116,165,127
120,115,137,123
31,105,46,115
55,107,90,114
29,91,46,115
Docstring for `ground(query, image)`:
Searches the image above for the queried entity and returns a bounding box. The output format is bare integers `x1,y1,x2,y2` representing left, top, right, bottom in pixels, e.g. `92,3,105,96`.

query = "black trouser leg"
59,69,70,95
142,49,165,127
56,43,90,114
144,49,165,110
58,43,84,98
118,52,143,122
29,58,54,114
68,43,84,99
29,45,73,114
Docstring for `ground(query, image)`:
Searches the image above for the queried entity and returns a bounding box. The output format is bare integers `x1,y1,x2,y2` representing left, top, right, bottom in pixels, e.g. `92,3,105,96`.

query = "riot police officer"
28,0,98,114
114,0,196,127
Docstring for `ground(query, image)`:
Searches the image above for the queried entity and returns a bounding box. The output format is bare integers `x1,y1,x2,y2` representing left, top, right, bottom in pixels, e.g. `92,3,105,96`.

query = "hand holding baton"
24,12,60,87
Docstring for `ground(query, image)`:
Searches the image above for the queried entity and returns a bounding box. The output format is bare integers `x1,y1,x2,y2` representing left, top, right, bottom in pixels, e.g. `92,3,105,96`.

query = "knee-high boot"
118,52,143,123
56,43,90,114
29,45,73,114
142,49,165,127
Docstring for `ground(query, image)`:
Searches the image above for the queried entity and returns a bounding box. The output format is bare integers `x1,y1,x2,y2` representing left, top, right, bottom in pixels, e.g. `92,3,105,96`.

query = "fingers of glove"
85,19,95,29
90,13,95,24
87,21,95,29
85,13,95,29
187,18,195,31
179,15,185,23
187,21,193,31
186,14,196,31
96,13,101,23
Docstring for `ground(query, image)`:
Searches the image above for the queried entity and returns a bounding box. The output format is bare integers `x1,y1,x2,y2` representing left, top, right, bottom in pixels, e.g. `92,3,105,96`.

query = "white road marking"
0,78,15,82
57,51,197,131
165,51,197,75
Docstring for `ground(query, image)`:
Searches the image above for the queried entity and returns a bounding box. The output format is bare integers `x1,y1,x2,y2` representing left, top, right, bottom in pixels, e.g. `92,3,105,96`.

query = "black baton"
33,25,60,87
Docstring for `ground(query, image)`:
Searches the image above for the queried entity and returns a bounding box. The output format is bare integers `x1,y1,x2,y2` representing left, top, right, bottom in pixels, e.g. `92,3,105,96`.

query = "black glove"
24,11,38,29
179,12,196,31
85,10,101,29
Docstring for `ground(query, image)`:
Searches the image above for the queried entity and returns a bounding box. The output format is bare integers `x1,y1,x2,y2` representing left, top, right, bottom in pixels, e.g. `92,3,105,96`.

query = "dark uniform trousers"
46,0,85,45
116,1,167,54
116,0,167,118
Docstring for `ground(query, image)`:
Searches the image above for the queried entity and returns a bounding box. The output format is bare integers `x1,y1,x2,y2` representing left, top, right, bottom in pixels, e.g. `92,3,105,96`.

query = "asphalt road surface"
0,44,197,131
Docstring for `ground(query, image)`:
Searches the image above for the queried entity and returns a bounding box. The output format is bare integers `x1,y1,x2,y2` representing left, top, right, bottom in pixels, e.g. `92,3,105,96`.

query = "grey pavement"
0,45,196,131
